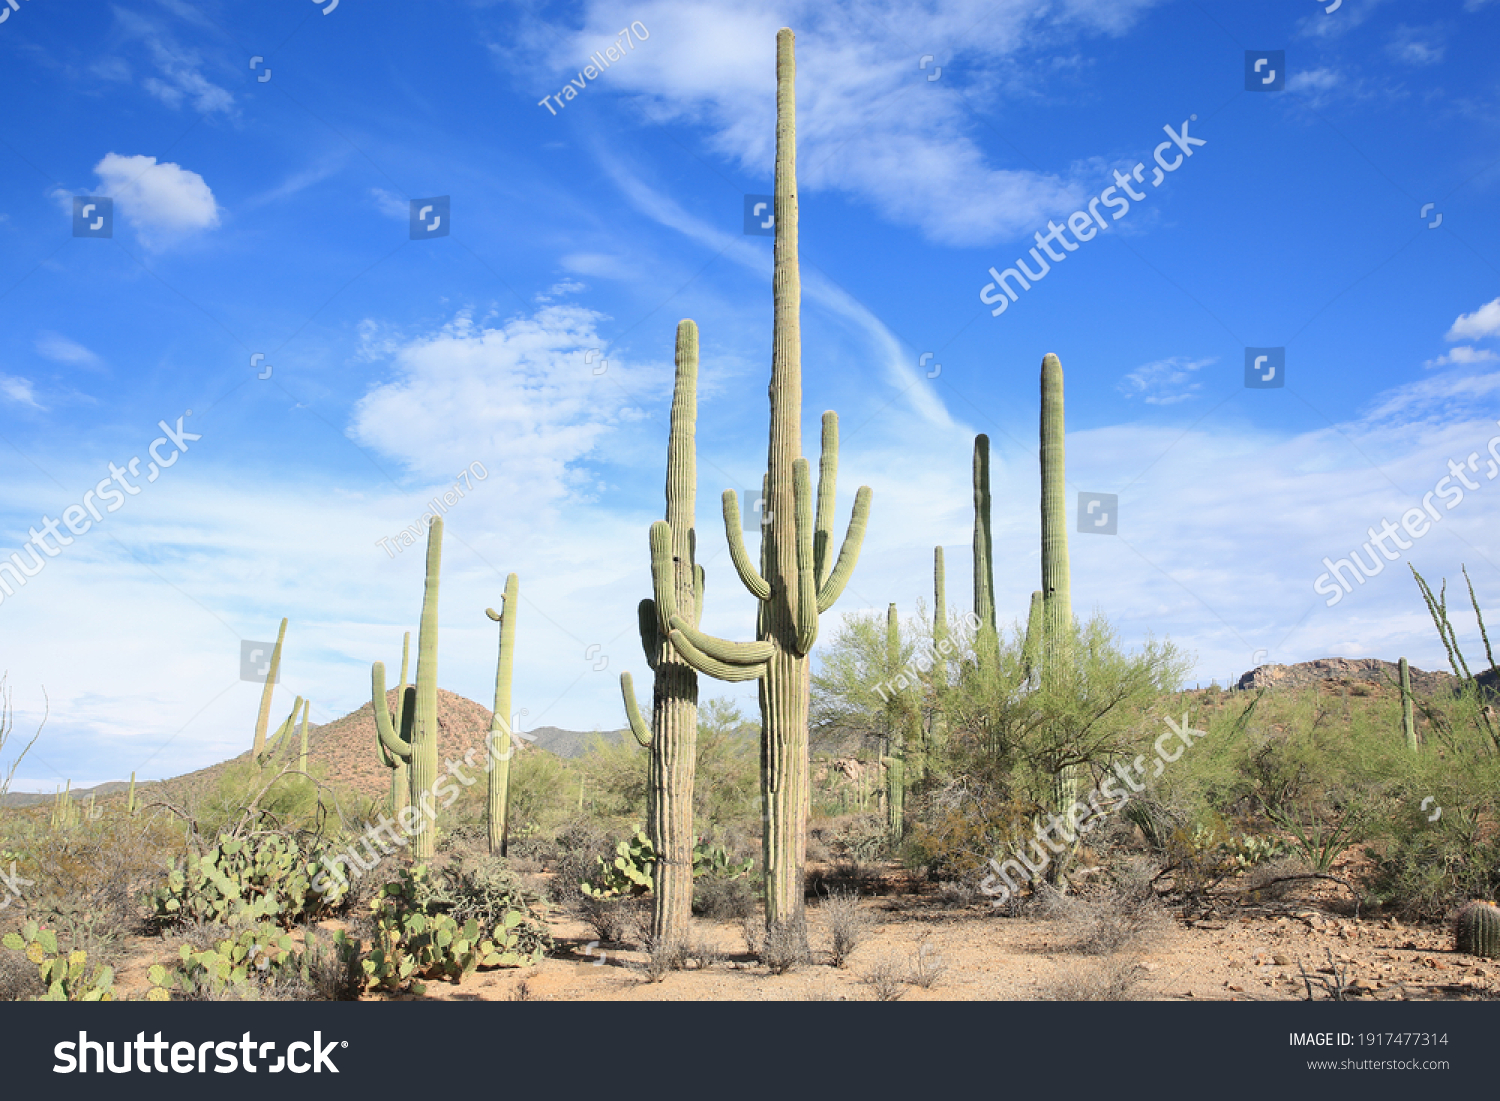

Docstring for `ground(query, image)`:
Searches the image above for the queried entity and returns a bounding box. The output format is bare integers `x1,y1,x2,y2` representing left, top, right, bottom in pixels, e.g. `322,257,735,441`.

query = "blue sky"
2,0,1499,790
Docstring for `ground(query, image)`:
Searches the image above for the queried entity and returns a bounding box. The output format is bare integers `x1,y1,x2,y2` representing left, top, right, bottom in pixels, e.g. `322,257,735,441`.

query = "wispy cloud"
35,332,105,371
1117,356,1212,404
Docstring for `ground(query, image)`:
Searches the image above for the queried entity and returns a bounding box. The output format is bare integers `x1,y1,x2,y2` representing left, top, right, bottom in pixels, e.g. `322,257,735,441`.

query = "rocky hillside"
1233,658,1455,697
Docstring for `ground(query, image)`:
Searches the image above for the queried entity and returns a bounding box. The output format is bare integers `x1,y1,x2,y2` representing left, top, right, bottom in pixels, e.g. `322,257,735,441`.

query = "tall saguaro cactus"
972,435,996,652
883,603,907,841
1039,353,1078,871
622,320,702,947
486,573,520,856
649,29,872,943
373,519,443,859
250,618,288,758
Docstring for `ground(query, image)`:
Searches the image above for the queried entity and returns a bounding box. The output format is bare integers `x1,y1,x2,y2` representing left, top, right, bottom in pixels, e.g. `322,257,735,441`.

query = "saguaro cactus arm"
721,491,772,600
371,662,411,762
815,484,872,613
813,411,838,588
620,671,653,747
636,599,661,668
667,615,774,664
250,617,288,758
794,458,819,655
665,627,768,681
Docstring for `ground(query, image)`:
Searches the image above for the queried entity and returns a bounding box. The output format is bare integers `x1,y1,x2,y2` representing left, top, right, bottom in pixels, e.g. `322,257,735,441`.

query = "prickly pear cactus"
1454,900,1500,958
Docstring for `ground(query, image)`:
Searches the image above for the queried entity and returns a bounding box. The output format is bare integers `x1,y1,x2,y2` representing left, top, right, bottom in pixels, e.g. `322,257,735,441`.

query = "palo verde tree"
648,28,872,945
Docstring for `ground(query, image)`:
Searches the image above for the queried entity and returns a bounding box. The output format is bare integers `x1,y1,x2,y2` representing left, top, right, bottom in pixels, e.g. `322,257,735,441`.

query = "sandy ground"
99,867,1489,1002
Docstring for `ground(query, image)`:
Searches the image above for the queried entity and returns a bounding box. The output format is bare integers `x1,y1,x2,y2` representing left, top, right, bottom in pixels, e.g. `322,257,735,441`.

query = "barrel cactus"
1454,900,1500,958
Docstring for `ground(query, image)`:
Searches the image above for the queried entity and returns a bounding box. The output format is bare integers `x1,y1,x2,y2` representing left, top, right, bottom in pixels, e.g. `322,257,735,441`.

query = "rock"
1273,954,1291,966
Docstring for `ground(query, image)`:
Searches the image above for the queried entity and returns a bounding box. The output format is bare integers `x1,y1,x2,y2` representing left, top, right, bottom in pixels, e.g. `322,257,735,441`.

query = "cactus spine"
250,618,288,758
373,519,443,859
1454,900,1500,958
1400,656,1418,751
622,319,702,947
486,573,520,856
649,30,871,943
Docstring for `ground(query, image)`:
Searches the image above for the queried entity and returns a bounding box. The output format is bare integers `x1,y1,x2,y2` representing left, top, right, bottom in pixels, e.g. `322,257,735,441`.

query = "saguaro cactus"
298,700,310,775
1039,353,1077,872
1399,656,1418,752
486,573,520,856
250,618,288,758
375,633,412,818
649,29,872,944
1040,354,1072,666
126,771,137,817
883,603,907,841
373,518,443,859
621,319,702,947
973,435,996,657
1022,589,1044,678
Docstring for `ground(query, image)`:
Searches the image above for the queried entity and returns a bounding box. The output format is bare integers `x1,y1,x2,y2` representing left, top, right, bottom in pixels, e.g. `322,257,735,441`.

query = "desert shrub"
907,936,947,989
694,871,758,921
1,808,181,946
549,818,611,906
300,927,366,1001
862,957,905,1001
1041,955,1145,1001
0,945,43,1001
820,888,868,968
580,895,647,945
739,912,763,956
759,919,808,975
1043,867,1168,957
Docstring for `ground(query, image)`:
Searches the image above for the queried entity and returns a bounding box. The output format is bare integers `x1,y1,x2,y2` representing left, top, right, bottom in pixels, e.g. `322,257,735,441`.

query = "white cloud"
1117,356,1211,404
349,305,667,512
35,332,105,370
111,7,235,115
1386,25,1445,65
91,153,220,245
370,188,409,220
1446,297,1500,342
1424,346,1499,369
506,0,1169,246
0,375,43,408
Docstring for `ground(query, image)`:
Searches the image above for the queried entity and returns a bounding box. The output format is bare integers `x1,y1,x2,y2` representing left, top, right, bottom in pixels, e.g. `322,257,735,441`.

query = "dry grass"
820,888,869,968
862,957,906,1001
1041,955,1146,1001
